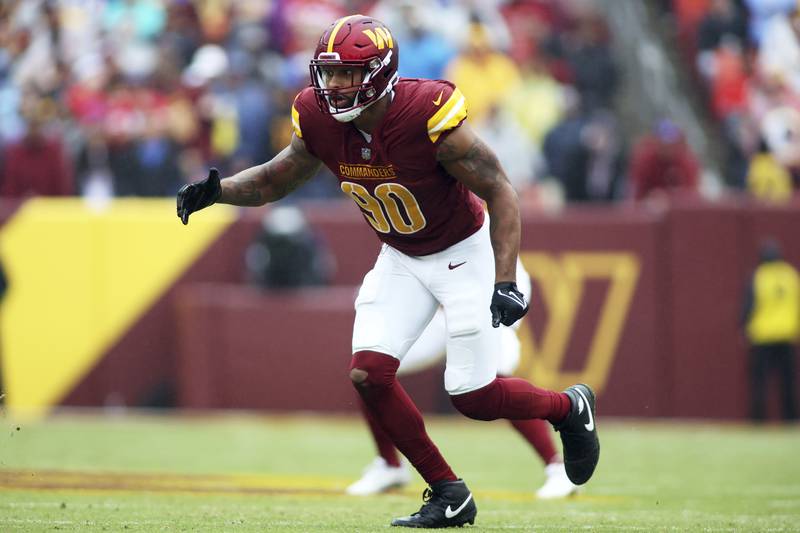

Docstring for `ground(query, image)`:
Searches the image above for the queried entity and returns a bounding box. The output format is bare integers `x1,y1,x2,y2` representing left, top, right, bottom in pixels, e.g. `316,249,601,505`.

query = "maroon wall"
665,205,748,417
174,284,442,412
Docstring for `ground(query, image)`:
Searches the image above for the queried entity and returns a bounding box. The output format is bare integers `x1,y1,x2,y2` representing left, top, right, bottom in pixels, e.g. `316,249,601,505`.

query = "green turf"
1,411,799,531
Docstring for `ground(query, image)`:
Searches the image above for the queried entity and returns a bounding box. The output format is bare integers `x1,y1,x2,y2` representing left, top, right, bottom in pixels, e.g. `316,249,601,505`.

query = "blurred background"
0,0,798,423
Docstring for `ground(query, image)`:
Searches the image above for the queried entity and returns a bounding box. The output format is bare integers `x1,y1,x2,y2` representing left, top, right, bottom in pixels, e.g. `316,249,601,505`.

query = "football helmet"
310,15,399,122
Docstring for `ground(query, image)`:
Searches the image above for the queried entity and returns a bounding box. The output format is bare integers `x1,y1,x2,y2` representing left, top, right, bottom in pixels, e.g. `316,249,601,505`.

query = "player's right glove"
177,168,222,225
490,281,529,327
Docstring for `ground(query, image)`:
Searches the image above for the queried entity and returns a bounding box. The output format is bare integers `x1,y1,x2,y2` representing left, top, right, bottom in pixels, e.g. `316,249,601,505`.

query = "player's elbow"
483,179,518,211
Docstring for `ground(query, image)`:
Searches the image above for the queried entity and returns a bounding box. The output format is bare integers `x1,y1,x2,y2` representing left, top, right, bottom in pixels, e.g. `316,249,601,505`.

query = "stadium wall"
2,199,798,419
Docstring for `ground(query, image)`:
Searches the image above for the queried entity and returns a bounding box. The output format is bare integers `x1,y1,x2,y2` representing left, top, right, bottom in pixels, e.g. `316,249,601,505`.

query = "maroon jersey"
292,78,485,256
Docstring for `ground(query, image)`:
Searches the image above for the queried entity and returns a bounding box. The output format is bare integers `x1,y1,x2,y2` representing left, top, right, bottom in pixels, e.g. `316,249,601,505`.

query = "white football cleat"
536,462,578,499
345,457,412,496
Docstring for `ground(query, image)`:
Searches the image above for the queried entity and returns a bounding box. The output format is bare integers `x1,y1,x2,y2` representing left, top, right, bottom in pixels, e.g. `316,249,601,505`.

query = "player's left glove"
490,281,529,327
177,168,222,225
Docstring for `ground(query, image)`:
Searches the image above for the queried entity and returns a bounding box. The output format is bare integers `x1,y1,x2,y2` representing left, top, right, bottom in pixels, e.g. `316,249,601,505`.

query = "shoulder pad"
424,81,467,143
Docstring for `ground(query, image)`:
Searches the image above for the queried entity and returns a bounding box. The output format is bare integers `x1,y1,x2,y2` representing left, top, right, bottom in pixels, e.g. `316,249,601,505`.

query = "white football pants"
352,218,530,394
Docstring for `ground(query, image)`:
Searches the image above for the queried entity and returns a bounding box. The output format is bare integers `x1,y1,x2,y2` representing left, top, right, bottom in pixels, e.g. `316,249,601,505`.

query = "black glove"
490,281,529,327
177,168,222,225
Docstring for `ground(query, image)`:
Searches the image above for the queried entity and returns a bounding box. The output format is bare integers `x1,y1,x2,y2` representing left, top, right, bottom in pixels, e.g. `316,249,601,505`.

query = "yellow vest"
747,153,793,203
747,261,800,343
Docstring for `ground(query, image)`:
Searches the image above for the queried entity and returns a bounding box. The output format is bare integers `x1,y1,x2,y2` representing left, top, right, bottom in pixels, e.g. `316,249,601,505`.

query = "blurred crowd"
664,0,800,203
1,0,795,207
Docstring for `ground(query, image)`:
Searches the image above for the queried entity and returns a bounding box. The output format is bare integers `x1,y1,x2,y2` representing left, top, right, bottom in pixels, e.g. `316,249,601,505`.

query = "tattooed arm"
177,134,321,224
220,133,322,206
436,122,519,283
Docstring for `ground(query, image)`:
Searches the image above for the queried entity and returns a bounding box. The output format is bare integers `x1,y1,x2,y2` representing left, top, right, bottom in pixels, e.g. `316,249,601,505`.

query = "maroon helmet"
310,15,399,122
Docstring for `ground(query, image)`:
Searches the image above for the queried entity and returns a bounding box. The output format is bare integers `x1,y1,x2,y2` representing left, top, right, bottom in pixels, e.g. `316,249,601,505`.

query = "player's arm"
436,122,519,283
177,134,321,224
220,134,321,205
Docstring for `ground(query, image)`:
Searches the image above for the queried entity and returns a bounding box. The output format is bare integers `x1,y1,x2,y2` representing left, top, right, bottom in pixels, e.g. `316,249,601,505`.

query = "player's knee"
349,368,368,385
349,350,400,388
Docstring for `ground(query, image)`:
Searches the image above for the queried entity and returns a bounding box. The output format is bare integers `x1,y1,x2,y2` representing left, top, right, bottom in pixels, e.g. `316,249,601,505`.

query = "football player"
177,15,599,528
346,258,578,500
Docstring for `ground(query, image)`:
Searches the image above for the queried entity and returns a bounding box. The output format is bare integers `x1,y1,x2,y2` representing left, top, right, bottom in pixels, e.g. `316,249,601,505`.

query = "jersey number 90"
341,182,427,234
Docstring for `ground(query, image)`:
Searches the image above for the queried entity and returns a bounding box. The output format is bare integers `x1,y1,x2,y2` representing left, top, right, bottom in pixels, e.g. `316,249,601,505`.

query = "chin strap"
331,79,398,123
332,104,365,123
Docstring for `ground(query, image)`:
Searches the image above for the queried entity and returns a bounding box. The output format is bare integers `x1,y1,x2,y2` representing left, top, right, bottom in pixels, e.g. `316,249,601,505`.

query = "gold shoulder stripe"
291,100,302,139
427,87,467,143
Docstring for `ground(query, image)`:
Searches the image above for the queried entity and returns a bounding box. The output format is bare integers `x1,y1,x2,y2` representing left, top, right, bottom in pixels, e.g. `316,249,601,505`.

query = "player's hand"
490,281,529,327
177,168,222,225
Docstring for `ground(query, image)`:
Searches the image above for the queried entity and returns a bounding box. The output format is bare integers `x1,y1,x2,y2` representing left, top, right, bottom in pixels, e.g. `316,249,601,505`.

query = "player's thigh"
431,222,499,394
443,311,501,394
352,247,439,359
398,308,447,376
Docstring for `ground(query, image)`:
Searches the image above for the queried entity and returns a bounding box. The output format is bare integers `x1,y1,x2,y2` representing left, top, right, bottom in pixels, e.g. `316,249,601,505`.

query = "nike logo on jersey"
497,290,526,308
448,261,466,270
575,388,595,431
432,90,444,106
444,493,473,519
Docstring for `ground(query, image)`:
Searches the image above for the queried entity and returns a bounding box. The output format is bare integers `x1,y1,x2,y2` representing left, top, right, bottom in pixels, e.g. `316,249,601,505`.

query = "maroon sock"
509,418,559,464
450,377,571,424
357,394,401,467
350,351,457,485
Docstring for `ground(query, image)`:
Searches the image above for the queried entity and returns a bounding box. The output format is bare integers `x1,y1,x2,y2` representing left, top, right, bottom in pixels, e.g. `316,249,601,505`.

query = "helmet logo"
362,27,394,49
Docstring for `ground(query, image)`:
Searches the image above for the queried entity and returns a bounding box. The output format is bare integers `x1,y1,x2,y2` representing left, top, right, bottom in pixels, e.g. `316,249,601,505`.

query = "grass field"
1,410,799,532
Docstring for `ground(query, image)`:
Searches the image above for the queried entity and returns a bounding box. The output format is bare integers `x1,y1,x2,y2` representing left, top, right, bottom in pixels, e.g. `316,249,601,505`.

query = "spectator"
544,107,625,203
474,103,536,193
743,0,796,46
393,6,456,80
229,26,274,170
746,138,794,202
504,56,565,148
75,124,114,202
696,0,749,65
128,126,183,196
1,97,73,197
757,7,800,96
102,0,167,43
542,90,587,185
708,40,749,120
760,105,800,170
445,21,520,126
561,13,618,112
741,238,799,422
628,119,700,201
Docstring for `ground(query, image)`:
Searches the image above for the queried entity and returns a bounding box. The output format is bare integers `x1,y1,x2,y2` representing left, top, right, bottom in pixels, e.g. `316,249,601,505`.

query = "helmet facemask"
310,50,398,122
